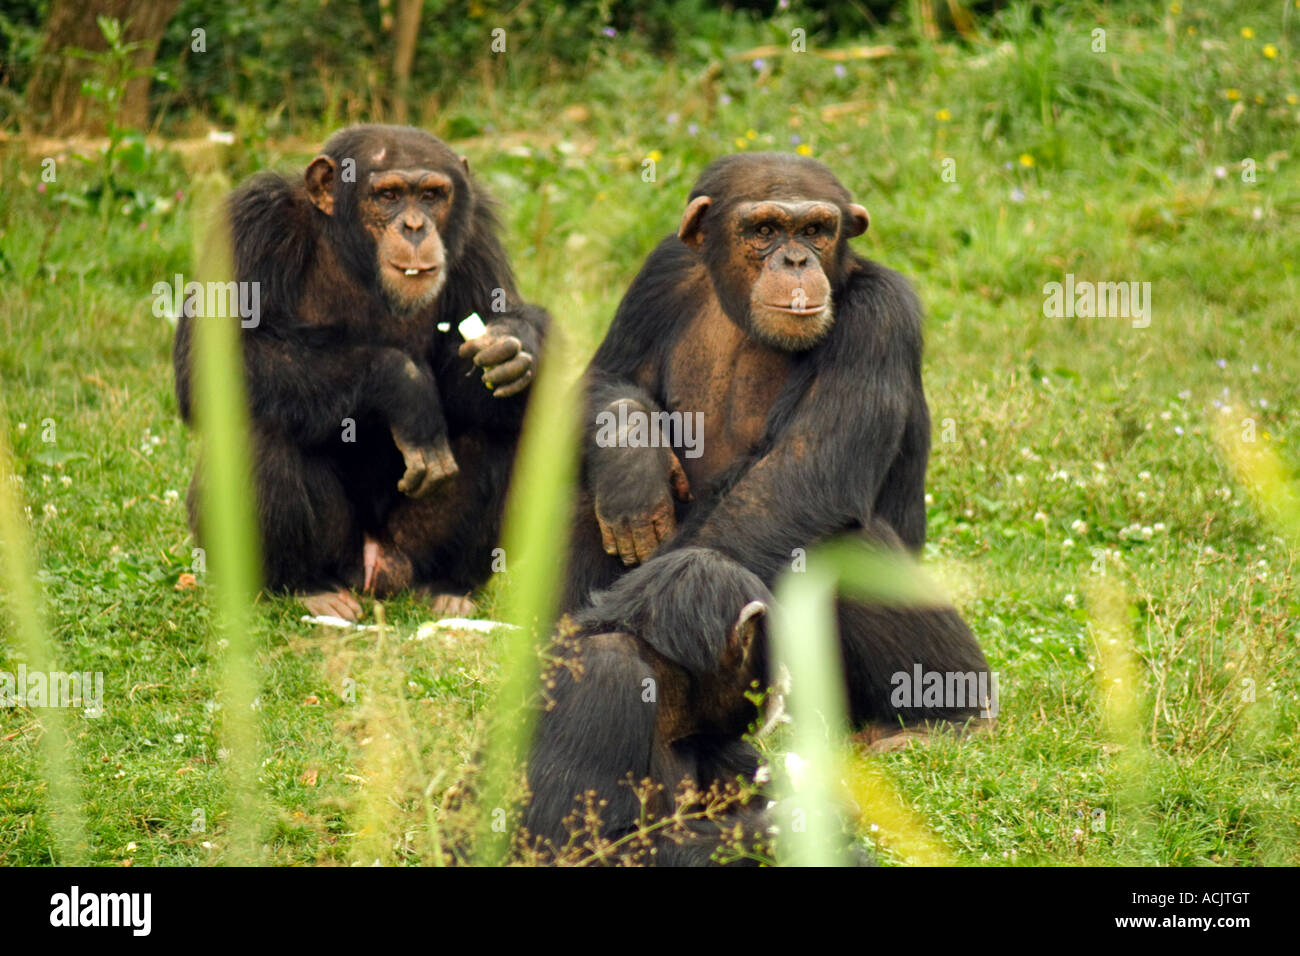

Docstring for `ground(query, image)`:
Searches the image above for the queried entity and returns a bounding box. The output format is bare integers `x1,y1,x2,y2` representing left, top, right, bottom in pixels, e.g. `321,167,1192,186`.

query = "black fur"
174,124,548,595
525,548,773,866
562,153,990,728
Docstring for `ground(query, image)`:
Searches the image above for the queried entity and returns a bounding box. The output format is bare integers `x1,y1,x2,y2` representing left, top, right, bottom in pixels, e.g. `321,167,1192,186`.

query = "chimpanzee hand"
458,330,535,398
592,439,692,566
391,430,459,498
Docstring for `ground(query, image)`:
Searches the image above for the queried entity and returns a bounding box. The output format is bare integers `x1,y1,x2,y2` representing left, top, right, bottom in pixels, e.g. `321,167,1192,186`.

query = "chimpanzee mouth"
764,302,827,316
391,263,440,277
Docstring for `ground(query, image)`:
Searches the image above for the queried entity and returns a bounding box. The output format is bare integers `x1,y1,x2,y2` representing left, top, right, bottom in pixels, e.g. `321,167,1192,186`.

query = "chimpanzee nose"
783,247,808,268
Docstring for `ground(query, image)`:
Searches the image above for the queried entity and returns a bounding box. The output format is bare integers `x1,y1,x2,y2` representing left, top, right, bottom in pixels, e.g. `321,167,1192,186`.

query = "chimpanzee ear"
728,600,767,662
678,196,712,250
305,156,338,216
460,155,470,173
846,202,870,238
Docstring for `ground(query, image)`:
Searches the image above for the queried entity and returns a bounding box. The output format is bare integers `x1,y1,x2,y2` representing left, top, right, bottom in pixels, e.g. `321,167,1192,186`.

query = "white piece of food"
458,312,488,340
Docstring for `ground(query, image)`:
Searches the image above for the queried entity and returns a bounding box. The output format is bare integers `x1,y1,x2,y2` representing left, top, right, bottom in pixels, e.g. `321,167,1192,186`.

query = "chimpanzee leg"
187,427,362,596
377,432,516,604
835,520,992,729
838,600,991,727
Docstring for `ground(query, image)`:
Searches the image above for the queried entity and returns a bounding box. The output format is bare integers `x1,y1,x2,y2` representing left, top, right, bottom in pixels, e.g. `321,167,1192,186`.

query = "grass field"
1,0,1298,865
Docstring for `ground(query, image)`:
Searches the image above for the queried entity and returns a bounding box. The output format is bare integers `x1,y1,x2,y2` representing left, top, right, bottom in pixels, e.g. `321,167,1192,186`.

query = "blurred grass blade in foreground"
0,427,87,862
474,334,580,865
189,172,265,865
772,538,957,867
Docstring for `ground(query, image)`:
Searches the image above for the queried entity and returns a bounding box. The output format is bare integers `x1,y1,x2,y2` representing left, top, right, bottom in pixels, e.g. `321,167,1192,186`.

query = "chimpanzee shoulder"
227,170,317,327
587,238,703,376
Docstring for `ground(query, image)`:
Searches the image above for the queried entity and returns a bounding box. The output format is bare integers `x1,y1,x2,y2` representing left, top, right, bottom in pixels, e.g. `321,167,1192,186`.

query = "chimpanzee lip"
763,302,826,315
390,262,440,276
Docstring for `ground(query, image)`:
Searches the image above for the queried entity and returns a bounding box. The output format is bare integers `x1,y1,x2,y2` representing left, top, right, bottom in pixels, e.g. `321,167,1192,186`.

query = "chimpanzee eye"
756,223,775,238
804,223,821,237
422,188,444,203
378,188,399,202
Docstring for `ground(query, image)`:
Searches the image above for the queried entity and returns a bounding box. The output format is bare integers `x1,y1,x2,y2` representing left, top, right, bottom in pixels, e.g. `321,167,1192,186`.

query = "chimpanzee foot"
853,717,994,754
418,589,477,618
300,588,363,622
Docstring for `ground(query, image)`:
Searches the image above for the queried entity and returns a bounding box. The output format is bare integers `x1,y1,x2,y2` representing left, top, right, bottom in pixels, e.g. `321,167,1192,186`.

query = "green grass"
1,0,1298,865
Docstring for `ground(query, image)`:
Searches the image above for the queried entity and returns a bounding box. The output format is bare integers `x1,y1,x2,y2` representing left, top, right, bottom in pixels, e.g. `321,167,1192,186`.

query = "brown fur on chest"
664,295,792,490
296,237,436,353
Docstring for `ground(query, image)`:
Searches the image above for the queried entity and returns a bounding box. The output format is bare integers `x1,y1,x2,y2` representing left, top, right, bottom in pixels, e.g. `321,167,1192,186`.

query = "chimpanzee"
174,125,548,621
525,548,773,866
562,153,990,731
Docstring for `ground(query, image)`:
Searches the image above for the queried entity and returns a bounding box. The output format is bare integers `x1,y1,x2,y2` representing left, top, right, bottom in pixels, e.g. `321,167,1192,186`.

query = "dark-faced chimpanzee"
562,153,991,733
174,125,548,620
525,548,773,866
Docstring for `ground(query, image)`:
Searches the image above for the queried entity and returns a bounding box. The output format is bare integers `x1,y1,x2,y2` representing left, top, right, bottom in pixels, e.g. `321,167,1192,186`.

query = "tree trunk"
27,0,181,135
391,0,425,124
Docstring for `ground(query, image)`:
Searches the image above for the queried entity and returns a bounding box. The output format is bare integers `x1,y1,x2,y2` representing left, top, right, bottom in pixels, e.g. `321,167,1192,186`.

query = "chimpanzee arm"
429,204,551,432
434,301,549,432
236,334,450,450
675,263,929,581
570,242,699,565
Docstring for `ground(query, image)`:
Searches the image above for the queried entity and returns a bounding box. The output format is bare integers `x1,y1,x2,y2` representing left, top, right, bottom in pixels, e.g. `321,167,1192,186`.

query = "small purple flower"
37,182,46,193
1216,358,1226,369
602,27,616,38
834,64,847,78
779,0,790,8
1010,187,1025,202
1212,399,1224,409
687,123,700,136
1174,426,1184,435
753,58,766,71
720,94,732,106
666,112,680,126
790,134,802,145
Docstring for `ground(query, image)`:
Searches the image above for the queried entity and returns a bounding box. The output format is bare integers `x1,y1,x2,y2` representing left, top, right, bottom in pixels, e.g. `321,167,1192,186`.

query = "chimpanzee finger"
472,336,522,368
651,508,676,546
413,465,442,499
457,335,487,360
491,365,534,398
326,592,360,622
432,445,460,481
598,516,618,556
339,590,362,617
614,523,639,566
667,451,692,502
482,353,532,387
631,522,659,564
397,460,426,496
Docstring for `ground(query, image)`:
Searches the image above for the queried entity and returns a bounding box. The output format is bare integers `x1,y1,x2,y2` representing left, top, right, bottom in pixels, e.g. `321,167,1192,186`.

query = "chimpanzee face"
304,129,470,317
677,155,869,352
357,167,454,313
